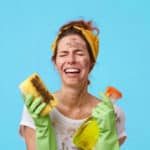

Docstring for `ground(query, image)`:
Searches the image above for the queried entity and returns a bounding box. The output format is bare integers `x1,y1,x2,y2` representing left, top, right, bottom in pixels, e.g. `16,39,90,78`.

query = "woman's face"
54,34,93,87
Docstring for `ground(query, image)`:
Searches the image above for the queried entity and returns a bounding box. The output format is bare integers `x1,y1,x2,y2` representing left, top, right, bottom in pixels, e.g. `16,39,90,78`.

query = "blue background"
0,0,149,149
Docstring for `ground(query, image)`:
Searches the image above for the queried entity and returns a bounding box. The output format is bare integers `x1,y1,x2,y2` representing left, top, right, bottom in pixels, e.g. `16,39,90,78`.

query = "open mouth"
64,68,81,74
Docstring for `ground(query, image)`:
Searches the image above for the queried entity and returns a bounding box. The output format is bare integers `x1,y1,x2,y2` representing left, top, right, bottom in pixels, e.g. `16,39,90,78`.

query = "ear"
50,56,56,65
52,58,59,71
89,62,95,72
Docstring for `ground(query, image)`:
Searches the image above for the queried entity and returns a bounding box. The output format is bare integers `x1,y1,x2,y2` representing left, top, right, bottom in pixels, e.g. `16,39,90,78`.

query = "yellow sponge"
19,73,58,116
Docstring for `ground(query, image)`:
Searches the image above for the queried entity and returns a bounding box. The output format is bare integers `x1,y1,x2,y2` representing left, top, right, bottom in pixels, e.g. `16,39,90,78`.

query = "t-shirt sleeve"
19,105,35,130
114,105,127,139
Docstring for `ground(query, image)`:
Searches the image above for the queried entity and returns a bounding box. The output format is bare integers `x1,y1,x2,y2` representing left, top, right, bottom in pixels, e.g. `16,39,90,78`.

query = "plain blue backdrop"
0,0,150,149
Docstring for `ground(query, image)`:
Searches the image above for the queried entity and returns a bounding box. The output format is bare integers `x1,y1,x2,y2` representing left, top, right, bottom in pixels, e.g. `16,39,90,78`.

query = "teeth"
64,68,80,73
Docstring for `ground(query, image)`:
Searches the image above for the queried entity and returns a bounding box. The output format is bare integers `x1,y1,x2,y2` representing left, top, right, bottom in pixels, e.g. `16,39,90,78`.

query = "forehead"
57,34,87,50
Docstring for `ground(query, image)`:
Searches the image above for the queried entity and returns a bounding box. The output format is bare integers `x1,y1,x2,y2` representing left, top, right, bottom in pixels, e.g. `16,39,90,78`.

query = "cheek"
81,58,93,72
55,58,64,72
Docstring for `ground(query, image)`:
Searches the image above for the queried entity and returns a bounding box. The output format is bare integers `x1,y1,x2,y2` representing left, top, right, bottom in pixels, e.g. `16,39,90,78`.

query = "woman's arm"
114,105,127,146
119,136,126,146
20,126,36,150
20,96,57,150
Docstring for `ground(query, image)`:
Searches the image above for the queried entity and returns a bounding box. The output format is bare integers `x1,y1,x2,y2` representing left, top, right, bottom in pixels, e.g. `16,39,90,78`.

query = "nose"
67,53,76,64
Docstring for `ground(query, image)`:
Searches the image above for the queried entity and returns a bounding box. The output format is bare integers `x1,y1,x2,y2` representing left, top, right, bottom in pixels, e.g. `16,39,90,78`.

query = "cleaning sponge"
19,73,58,116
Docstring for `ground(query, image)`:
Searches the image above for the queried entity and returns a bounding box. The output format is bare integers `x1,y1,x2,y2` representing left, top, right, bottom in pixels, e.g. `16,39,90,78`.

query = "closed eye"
76,52,84,56
75,49,85,56
57,51,68,57
58,54,67,57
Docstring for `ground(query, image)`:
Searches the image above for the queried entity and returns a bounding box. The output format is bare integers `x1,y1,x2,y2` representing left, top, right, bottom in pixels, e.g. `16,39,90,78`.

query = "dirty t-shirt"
20,105,127,150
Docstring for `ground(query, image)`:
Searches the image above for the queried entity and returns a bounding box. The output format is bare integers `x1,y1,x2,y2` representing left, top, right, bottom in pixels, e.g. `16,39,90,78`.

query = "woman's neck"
53,83,100,119
58,84,89,108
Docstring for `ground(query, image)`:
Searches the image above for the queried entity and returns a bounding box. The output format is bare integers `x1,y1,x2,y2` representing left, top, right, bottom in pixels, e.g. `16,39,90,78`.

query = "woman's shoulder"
51,91,60,99
88,93,102,107
113,104,125,118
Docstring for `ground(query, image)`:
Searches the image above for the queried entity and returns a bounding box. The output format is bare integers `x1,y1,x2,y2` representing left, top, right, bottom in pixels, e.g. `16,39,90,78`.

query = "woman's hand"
92,92,120,150
23,95,48,126
22,94,57,150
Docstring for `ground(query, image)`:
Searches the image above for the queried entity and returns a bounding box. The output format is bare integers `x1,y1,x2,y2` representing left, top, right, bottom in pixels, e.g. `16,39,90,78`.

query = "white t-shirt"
19,104,127,150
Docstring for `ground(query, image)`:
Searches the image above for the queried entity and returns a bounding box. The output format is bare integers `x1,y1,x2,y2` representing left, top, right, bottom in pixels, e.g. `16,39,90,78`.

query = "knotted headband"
51,25,99,61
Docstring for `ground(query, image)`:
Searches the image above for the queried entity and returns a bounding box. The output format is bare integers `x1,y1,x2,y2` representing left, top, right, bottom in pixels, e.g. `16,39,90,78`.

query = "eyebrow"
58,49,84,53
57,50,68,53
74,49,85,52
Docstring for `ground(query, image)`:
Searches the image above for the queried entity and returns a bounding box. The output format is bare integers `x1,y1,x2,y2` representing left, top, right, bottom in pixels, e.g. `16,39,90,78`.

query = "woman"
19,20,127,150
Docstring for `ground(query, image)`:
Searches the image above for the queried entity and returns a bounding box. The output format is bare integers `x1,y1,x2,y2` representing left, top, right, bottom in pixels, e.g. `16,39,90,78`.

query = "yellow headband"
51,25,99,60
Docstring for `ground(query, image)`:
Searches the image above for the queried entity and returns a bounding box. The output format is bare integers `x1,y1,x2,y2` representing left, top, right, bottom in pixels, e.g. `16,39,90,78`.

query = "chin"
63,78,87,87
64,80,80,86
